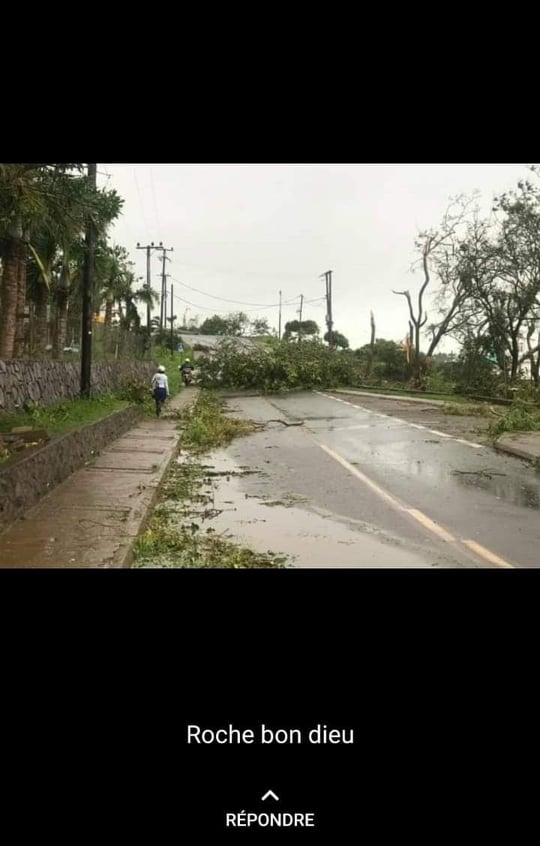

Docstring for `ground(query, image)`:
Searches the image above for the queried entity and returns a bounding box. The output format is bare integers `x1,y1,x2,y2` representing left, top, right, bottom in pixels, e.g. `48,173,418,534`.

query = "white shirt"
152,373,169,392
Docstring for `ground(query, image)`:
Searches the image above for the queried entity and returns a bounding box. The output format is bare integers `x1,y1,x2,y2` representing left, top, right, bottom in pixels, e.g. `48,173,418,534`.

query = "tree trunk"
13,245,27,358
532,333,540,387
366,311,376,378
510,339,519,382
104,298,113,327
0,239,23,359
53,290,69,358
33,284,49,355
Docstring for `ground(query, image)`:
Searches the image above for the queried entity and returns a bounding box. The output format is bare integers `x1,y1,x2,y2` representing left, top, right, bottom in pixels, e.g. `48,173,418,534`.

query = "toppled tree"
196,337,358,392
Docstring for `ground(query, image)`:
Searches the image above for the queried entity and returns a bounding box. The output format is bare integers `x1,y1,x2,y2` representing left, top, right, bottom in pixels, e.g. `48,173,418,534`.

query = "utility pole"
278,290,282,340
169,283,175,357
160,253,167,330
80,163,97,398
158,246,174,329
322,270,334,347
136,241,161,339
298,294,304,342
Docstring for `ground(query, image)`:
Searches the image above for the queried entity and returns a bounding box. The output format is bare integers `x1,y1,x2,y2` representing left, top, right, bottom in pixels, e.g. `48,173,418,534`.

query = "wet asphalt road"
216,392,540,568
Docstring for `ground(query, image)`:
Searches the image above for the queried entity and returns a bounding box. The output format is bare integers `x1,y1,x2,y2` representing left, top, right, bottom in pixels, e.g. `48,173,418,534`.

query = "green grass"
0,395,129,435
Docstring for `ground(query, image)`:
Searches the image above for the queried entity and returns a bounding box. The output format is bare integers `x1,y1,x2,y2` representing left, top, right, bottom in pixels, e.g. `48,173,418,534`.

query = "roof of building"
179,333,272,353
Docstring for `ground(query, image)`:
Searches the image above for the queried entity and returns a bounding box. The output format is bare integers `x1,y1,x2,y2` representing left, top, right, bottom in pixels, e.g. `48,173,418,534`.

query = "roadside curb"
494,435,540,465
333,388,447,406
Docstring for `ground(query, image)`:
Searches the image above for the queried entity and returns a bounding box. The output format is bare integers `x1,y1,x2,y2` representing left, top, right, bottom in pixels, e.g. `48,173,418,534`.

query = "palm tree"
0,165,48,358
1,164,123,360
135,281,159,331
25,229,57,355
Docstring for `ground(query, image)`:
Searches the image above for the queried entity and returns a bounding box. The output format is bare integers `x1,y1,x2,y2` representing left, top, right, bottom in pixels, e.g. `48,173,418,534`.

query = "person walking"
151,365,169,417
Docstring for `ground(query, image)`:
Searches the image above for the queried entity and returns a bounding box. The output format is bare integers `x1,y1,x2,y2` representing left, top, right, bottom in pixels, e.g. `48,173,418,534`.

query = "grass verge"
0,395,130,435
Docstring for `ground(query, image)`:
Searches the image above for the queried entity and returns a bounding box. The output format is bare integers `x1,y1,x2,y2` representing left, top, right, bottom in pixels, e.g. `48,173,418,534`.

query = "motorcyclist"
179,358,194,384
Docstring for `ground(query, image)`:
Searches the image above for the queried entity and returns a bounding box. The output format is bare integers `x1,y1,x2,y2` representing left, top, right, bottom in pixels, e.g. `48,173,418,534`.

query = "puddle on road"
181,450,463,568
357,442,540,510
450,469,540,509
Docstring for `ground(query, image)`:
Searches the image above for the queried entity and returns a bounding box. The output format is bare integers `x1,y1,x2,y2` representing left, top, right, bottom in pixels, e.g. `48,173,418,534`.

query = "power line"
149,166,161,232
170,290,295,316
133,167,151,232
170,260,325,280
169,275,299,308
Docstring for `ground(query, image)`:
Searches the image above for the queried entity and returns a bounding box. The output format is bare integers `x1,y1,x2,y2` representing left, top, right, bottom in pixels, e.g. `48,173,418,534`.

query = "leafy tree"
250,317,272,335
451,336,499,395
284,319,319,340
356,338,406,382
199,315,231,335
199,312,249,336
324,330,349,349
225,311,249,336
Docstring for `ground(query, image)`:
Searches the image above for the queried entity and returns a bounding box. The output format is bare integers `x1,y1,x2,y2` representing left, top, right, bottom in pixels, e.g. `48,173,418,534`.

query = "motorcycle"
182,369,193,386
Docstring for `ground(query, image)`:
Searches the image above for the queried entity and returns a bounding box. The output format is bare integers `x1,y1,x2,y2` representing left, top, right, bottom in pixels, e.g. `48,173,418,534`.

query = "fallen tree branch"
264,419,304,427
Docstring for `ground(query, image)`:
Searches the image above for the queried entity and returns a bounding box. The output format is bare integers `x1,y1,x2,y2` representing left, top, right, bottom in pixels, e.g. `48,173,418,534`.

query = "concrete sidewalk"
0,389,199,568
495,431,540,463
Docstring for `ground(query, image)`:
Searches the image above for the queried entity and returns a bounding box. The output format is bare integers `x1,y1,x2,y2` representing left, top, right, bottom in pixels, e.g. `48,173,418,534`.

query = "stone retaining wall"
0,360,156,412
0,405,143,533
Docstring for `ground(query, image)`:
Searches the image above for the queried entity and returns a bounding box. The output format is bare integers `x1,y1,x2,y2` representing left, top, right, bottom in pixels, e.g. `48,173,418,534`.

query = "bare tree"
393,196,476,384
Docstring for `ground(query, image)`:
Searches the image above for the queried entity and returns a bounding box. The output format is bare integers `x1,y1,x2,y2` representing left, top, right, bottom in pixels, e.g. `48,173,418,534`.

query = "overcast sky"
99,164,532,350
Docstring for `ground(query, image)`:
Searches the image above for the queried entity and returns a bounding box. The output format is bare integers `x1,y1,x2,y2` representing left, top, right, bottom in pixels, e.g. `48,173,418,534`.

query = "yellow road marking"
462,540,514,569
